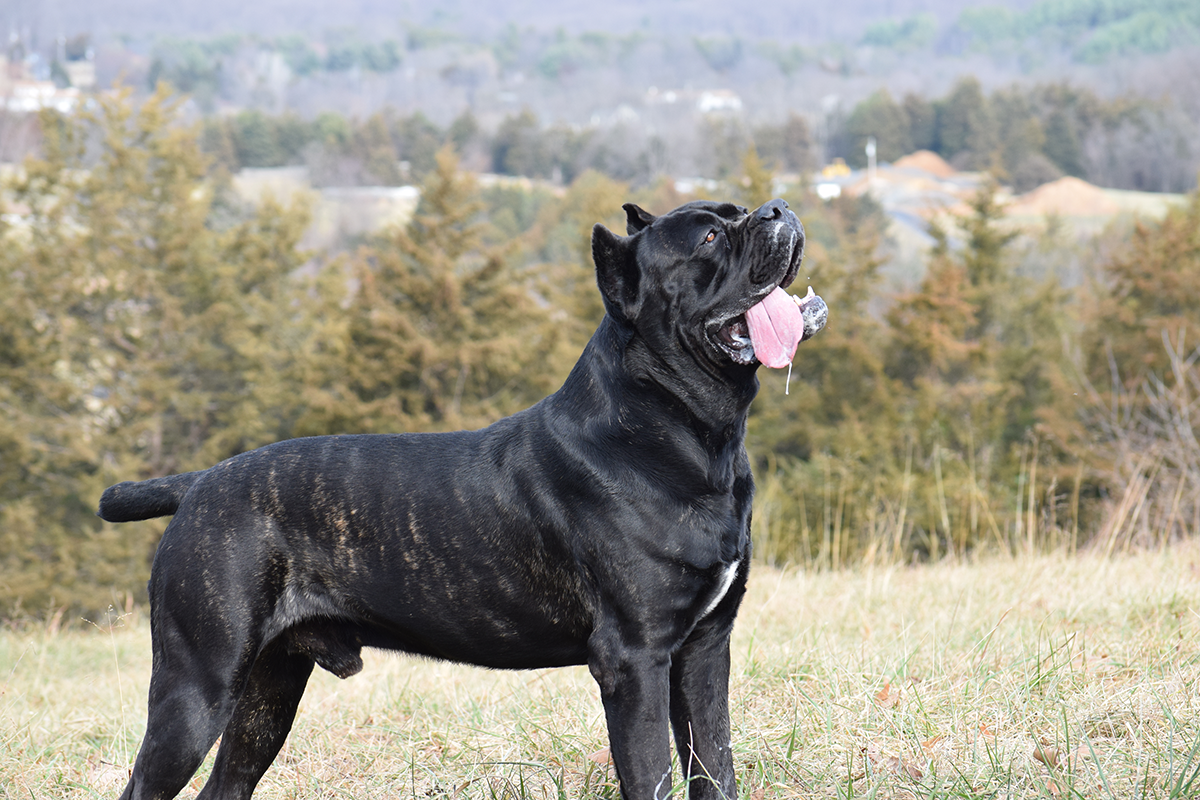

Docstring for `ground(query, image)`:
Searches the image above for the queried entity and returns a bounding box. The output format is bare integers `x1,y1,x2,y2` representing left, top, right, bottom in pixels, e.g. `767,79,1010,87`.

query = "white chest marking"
700,559,741,619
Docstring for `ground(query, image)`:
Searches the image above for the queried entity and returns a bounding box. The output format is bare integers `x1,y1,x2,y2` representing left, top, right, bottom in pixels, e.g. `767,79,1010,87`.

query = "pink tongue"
744,287,804,368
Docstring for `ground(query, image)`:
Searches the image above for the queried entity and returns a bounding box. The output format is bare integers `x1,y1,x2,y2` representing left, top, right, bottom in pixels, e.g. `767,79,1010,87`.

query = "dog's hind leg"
119,554,285,800
118,629,255,800
196,639,315,800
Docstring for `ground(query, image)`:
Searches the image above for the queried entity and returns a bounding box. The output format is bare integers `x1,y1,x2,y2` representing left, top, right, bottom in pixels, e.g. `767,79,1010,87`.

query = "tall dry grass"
3,541,1198,798
1075,330,1200,557
754,333,1200,569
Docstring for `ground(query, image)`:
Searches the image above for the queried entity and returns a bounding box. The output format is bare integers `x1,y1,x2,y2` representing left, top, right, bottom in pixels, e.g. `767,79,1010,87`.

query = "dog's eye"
704,230,717,244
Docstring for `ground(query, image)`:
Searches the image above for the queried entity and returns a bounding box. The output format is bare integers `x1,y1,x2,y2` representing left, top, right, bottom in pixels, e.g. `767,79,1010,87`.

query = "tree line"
954,0,1200,62
196,103,815,189
1,87,1197,618
833,76,1198,193
133,2,1200,100
191,76,1197,195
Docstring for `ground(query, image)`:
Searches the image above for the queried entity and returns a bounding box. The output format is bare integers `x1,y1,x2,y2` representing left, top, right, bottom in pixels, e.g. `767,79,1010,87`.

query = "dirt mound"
893,150,956,178
1009,176,1120,217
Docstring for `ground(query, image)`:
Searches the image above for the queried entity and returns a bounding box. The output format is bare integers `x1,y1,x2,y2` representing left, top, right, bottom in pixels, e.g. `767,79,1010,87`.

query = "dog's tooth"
794,286,815,305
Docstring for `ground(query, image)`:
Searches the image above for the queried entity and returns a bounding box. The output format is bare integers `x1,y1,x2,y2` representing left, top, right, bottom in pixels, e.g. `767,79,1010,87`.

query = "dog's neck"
552,316,757,450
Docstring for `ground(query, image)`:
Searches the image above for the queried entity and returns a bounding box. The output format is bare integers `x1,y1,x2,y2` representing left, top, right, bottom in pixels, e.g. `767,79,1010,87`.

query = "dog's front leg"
670,554,748,800
588,631,674,800
669,615,737,799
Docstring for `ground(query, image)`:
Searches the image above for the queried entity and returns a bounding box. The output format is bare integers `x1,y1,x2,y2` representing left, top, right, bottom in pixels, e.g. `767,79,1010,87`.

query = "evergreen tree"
935,77,998,169
0,87,313,616
903,93,937,153
493,110,548,177
518,170,629,381
1042,108,1085,177
843,89,914,166
232,109,286,167
887,225,980,393
322,146,560,433
1081,191,1200,392
960,183,1020,342
275,113,316,163
390,111,445,178
738,145,775,210
884,218,1000,474
749,193,892,462
353,113,402,185
991,88,1061,191
879,183,1067,553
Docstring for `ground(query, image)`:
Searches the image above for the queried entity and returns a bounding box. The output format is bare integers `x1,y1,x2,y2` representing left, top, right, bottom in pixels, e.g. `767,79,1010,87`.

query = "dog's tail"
97,471,204,522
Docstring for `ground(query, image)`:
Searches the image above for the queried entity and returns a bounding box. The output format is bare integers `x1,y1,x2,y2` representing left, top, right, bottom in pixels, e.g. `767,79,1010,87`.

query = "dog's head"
591,199,806,377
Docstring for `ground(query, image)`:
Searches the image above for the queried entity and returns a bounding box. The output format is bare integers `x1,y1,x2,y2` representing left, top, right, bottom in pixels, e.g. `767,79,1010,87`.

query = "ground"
3,541,1198,798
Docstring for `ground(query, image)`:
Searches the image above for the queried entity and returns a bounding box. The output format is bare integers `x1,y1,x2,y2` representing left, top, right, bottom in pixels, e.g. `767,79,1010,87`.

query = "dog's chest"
699,559,741,619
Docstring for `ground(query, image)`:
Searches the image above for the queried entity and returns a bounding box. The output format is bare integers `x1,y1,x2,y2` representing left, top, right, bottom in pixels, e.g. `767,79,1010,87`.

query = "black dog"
99,198,825,800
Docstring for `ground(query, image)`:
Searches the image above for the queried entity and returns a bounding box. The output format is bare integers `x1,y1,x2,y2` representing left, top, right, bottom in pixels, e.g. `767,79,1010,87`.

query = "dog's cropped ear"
592,223,641,322
623,203,656,235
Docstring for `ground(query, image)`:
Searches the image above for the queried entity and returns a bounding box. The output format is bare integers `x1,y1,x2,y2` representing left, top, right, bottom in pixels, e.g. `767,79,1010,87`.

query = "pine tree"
519,169,628,380
325,146,559,433
1042,108,1084,177
904,93,937,153
1045,190,1200,547
878,183,1070,553
887,224,980,392
959,185,1019,340
843,89,914,166
0,86,315,615
935,77,998,169
991,88,1059,191
738,145,775,210
748,193,892,462
353,113,402,185
1082,192,1200,392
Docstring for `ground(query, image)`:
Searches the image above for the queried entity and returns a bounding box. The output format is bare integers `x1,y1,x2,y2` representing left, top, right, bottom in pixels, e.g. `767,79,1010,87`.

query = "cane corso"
98,198,826,800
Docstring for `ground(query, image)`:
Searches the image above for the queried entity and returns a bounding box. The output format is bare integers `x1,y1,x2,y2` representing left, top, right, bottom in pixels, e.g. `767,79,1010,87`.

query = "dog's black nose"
753,198,788,222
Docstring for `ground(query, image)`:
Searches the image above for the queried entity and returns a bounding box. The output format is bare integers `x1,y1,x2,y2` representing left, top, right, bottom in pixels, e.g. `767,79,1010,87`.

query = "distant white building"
815,183,842,200
1,52,84,112
65,60,96,90
696,90,742,114
3,80,81,113
644,87,680,105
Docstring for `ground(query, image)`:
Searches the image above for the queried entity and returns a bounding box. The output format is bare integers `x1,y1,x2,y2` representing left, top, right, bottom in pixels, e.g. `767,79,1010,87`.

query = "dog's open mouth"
716,317,757,365
709,211,827,368
714,287,827,367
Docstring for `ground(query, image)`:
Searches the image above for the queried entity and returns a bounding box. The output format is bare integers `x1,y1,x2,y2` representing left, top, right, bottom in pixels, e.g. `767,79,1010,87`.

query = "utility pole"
866,135,877,192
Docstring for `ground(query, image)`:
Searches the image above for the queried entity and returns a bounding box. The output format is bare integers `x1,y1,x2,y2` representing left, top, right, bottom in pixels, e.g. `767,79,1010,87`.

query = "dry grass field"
3,540,1199,799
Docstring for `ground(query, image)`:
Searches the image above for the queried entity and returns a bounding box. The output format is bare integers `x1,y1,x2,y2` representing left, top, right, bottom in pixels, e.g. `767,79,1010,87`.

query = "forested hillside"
4,0,1199,190
185,74,1195,195
2,91,1197,616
